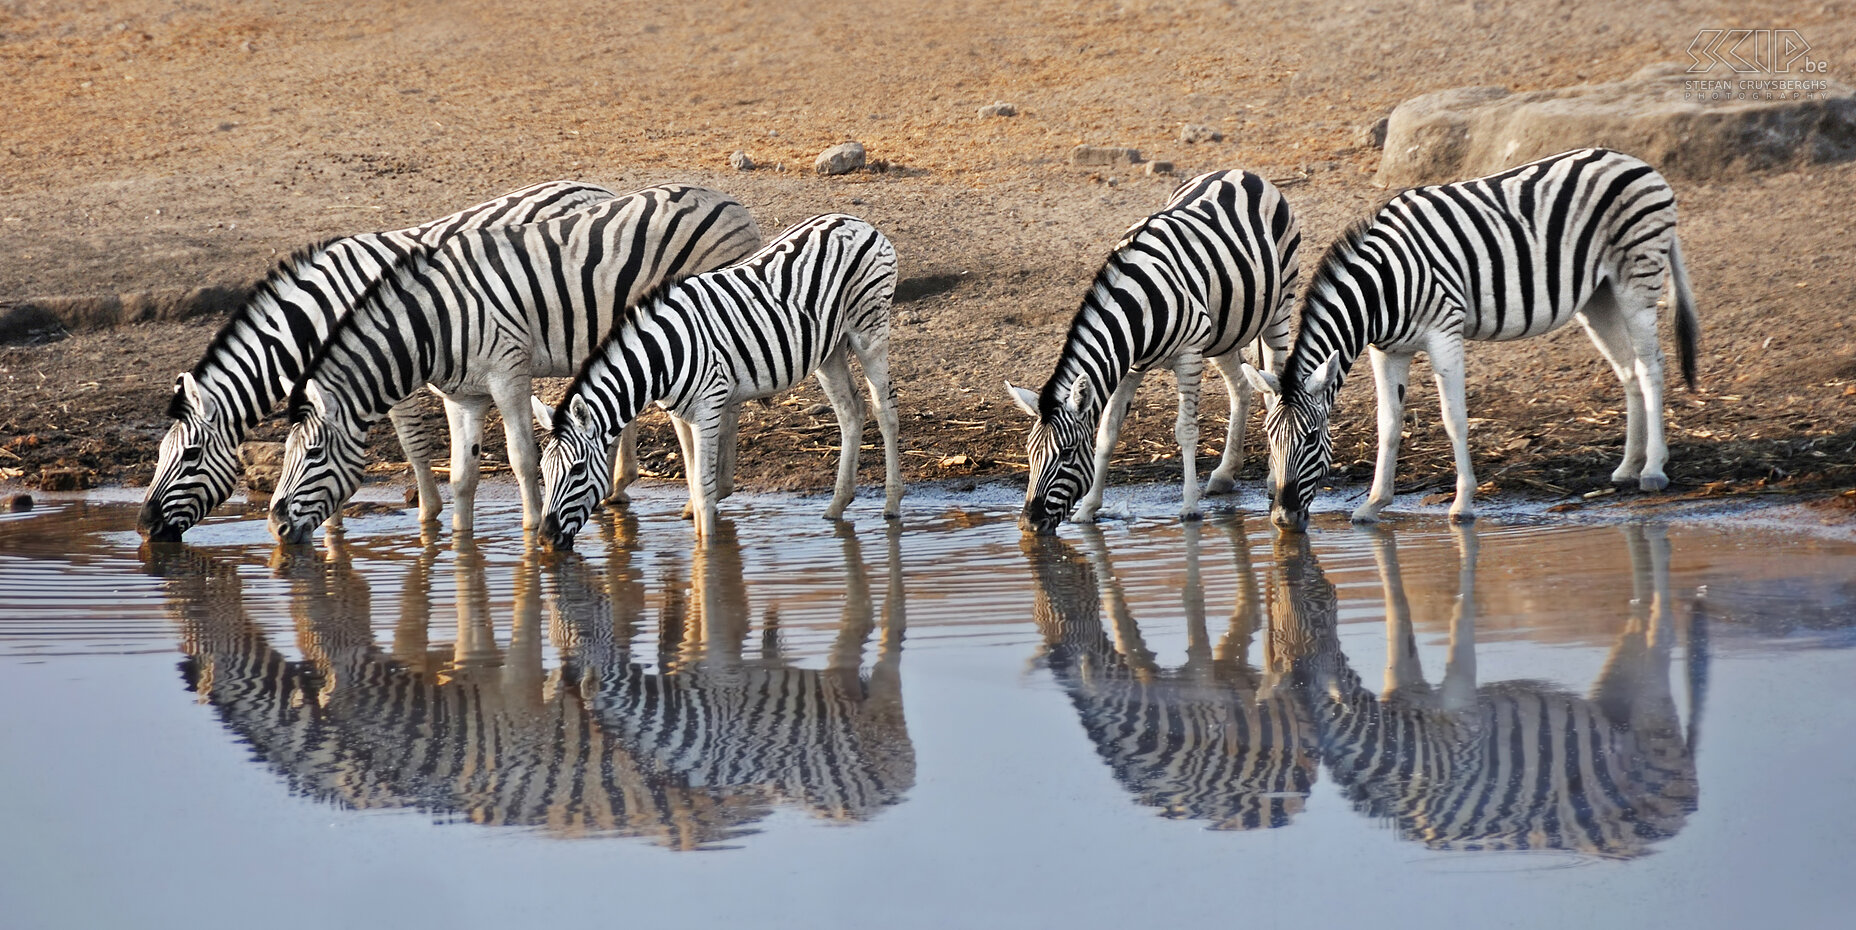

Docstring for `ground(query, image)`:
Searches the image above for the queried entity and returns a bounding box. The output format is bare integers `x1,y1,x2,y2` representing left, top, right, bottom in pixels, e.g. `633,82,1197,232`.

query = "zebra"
560,519,915,823
1265,524,1703,858
1006,170,1300,535
1021,520,1319,829
266,183,764,544
532,213,901,547
1240,148,1701,531
137,180,618,542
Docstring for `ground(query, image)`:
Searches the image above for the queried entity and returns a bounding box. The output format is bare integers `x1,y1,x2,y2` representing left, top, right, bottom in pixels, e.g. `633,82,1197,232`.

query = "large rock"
815,142,866,176
1376,63,1856,187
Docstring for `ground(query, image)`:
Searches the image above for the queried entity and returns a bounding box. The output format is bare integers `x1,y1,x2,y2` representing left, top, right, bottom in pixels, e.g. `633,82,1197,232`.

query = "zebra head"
269,380,367,544
1007,378,1095,536
140,372,243,541
534,394,617,550
1243,355,1341,533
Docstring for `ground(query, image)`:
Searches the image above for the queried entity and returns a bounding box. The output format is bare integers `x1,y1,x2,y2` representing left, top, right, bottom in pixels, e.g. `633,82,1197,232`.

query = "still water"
2,492,1854,928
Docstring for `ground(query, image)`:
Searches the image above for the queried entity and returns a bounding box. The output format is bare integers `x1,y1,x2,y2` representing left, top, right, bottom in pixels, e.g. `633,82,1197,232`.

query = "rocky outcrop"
1376,63,1856,187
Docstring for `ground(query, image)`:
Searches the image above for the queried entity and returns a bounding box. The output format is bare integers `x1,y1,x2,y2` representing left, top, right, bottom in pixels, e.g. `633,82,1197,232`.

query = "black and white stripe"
1267,525,1702,858
1007,170,1300,535
1244,148,1701,530
138,180,617,541
267,183,764,543
533,213,900,547
1023,523,1318,829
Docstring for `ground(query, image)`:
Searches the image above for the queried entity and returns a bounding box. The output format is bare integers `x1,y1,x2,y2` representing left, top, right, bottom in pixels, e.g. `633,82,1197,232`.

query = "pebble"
815,142,866,176
7,493,32,512
1179,124,1223,144
1358,115,1390,150
978,102,1018,118
729,150,755,171
1071,144,1141,167
1144,161,1174,176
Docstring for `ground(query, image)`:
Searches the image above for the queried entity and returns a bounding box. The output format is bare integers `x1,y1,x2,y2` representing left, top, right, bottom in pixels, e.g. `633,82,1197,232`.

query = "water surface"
3,494,1854,928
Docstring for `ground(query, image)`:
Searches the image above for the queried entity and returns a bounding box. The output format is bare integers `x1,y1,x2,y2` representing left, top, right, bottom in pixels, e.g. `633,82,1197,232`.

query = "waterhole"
2,493,1853,927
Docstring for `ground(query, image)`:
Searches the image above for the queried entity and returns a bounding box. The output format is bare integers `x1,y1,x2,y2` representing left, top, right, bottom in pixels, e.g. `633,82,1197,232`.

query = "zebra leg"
604,422,640,508
813,347,868,521
1076,372,1144,523
673,416,699,519
387,398,444,524
716,403,739,503
684,410,725,540
490,374,545,531
1173,353,1206,522
1576,284,1652,486
1206,352,1251,496
440,393,492,535
1426,335,1479,523
1354,348,1414,524
850,334,904,519
1366,527,1422,697
1620,284,1672,491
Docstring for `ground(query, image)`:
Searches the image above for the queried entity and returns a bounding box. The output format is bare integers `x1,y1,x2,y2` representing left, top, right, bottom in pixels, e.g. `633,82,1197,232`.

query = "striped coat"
266,184,763,542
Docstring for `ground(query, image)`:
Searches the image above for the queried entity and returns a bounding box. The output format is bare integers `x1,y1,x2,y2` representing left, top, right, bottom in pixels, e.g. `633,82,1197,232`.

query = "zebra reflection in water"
1021,520,1319,830
143,519,911,847
1269,525,1704,858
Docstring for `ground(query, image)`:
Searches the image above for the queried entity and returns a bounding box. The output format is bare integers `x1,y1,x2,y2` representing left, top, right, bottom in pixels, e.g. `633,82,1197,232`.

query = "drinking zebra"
1242,148,1700,530
266,183,764,543
1022,520,1319,829
532,213,901,547
1265,525,1702,858
1006,170,1300,535
138,180,617,542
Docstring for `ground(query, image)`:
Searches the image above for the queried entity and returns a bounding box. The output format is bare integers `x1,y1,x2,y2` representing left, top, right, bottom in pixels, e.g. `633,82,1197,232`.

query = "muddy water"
3,494,1855,929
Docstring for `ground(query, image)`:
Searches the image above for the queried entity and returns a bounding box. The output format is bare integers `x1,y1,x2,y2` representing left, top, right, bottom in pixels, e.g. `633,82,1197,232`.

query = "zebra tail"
1668,234,1700,391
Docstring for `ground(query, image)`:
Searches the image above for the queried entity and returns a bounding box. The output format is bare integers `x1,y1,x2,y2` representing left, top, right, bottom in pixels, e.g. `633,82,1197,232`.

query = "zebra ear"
1308,353,1342,395
530,395,556,433
567,395,598,435
1005,381,1040,418
1239,363,1281,396
1065,376,1093,412
175,372,216,419
302,379,330,419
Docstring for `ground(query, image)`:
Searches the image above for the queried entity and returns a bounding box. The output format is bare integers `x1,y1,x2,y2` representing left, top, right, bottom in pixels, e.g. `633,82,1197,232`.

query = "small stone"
815,141,866,176
403,486,420,506
1144,160,1175,176
1071,144,1142,167
804,403,832,416
1179,124,1223,144
729,150,755,171
7,493,32,512
1358,115,1389,150
38,468,92,492
238,441,285,469
978,102,1018,118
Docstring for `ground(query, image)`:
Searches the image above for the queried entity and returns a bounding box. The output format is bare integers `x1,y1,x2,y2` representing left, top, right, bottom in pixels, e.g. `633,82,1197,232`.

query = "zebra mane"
552,273,693,434
285,238,443,424
175,235,351,418
1037,231,1157,416
1281,215,1379,394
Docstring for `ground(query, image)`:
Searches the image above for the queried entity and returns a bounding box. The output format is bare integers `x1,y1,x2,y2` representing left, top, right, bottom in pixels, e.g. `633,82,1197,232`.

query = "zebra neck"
1046,352,1125,426
585,313,681,430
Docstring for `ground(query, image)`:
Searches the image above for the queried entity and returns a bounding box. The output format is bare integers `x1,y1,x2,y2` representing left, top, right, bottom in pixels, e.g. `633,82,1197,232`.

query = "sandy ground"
2,0,1853,515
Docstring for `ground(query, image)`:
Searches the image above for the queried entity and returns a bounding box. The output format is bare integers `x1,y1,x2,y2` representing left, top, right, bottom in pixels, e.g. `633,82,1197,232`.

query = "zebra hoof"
1350,508,1383,525
1448,509,1478,525
1205,474,1238,495
1179,509,1203,523
1639,473,1669,492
